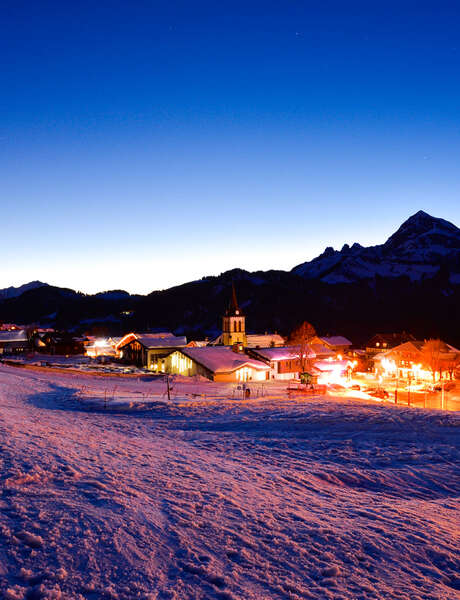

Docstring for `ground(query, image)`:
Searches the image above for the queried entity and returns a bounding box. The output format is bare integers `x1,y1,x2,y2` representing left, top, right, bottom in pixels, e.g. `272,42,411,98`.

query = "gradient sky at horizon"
2,0,460,294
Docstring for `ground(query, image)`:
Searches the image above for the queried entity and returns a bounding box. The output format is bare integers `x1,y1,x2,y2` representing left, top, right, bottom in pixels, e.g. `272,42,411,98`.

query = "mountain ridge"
0,281,48,300
1,211,459,346
291,210,460,284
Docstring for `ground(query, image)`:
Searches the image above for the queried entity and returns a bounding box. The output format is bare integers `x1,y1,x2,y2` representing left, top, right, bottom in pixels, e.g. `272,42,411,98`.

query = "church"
220,283,247,346
211,284,284,348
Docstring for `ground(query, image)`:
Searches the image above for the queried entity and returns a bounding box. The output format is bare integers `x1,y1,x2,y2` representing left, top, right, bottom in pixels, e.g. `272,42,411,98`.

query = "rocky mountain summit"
291,211,460,285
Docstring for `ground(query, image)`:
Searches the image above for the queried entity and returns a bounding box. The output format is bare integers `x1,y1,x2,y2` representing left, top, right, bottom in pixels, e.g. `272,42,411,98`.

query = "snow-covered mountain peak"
0,280,48,300
384,210,460,252
291,211,460,284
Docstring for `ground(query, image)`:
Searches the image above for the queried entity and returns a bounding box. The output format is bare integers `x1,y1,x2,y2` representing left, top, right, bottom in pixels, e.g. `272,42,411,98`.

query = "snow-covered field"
0,365,459,600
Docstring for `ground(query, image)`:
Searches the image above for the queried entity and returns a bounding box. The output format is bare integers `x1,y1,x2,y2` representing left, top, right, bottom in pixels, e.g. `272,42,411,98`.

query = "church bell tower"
221,283,247,346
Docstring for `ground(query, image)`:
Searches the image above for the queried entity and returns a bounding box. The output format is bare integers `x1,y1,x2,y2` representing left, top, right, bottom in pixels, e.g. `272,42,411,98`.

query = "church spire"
221,282,246,346
227,282,242,316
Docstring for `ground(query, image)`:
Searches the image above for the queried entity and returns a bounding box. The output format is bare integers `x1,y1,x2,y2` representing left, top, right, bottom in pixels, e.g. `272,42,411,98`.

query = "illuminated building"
374,340,459,382
310,335,352,354
85,337,122,358
248,345,316,380
218,283,247,347
165,346,269,382
116,332,187,370
0,329,30,355
365,332,416,355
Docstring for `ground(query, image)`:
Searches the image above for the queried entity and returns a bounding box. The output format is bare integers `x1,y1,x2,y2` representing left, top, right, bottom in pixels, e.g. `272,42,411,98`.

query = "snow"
0,330,28,343
292,212,460,285
0,364,459,599
316,336,352,347
309,343,335,357
245,334,285,348
132,334,187,349
250,345,315,361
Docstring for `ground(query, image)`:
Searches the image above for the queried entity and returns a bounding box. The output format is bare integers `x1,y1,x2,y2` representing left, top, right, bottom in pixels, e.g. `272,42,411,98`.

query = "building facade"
165,346,269,382
0,330,30,354
117,332,187,369
365,332,415,355
310,335,352,354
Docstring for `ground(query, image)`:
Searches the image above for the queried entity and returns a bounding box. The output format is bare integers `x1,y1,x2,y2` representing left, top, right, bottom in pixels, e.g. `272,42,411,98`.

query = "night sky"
2,1,460,293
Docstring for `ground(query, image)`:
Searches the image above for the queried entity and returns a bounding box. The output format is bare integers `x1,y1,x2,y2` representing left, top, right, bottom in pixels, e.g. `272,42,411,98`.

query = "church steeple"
222,283,246,346
226,282,243,316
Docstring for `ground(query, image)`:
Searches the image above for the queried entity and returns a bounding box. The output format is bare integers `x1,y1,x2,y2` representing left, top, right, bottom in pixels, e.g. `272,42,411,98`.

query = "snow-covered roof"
375,340,460,358
117,332,187,349
179,347,269,374
136,334,187,349
316,336,352,347
186,340,209,347
367,332,416,346
309,343,335,357
251,345,315,361
245,334,285,348
0,329,28,342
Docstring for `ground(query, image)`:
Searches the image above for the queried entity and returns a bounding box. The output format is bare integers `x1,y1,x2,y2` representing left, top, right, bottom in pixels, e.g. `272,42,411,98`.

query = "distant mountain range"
0,281,48,300
1,211,459,346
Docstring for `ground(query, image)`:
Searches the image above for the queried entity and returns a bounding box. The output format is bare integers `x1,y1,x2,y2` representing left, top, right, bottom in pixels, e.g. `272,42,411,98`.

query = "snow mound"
0,365,458,599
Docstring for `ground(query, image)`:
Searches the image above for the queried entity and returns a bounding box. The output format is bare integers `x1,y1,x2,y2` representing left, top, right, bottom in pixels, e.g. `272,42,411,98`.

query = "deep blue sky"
2,1,460,293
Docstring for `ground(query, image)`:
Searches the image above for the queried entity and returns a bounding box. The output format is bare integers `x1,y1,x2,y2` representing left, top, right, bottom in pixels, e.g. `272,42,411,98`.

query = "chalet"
117,332,187,370
310,336,352,354
308,342,336,359
374,340,459,381
165,346,270,382
365,332,415,355
248,345,316,380
0,330,30,354
36,332,87,355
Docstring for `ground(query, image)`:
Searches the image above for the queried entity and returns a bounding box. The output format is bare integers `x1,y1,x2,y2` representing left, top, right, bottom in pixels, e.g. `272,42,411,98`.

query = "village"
1,286,459,411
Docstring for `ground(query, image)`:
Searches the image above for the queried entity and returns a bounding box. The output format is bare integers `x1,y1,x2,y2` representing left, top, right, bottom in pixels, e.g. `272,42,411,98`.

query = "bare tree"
444,353,460,381
421,339,444,382
288,321,316,375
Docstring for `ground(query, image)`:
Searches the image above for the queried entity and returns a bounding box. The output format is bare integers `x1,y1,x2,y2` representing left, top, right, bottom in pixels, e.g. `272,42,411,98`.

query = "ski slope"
0,365,459,599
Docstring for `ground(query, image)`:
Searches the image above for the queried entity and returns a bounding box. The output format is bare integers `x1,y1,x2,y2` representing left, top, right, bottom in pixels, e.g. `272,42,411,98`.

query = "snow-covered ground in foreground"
0,365,459,600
